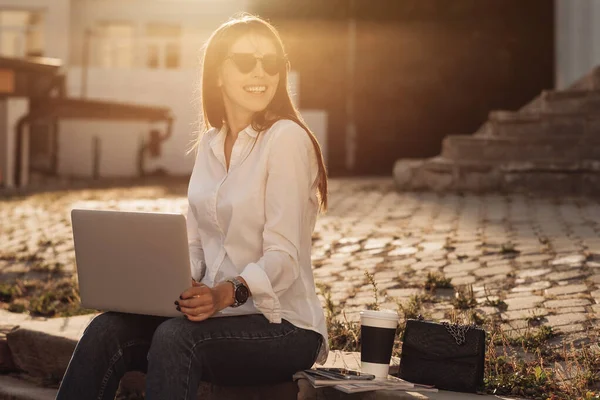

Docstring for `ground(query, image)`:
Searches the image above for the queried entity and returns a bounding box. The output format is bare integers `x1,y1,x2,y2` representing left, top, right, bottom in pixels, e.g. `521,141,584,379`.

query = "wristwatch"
225,277,250,308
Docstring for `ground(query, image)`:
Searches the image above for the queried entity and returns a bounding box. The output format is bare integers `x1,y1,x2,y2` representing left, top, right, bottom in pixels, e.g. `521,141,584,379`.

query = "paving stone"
383,258,418,269
409,260,446,271
516,268,552,278
544,298,591,308
449,275,476,286
387,247,419,257
419,241,447,252
554,306,587,314
504,295,545,310
444,270,469,279
588,274,600,284
350,257,385,267
343,296,376,307
362,238,393,250
385,288,422,298
443,262,480,274
337,237,363,245
515,253,554,264
587,261,600,268
545,284,589,296
341,268,371,279
414,250,448,261
546,270,587,281
554,323,586,334
314,275,339,285
501,308,548,321
510,281,551,293
473,264,513,277
592,304,600,314
375,281,401,292
544,313,588,327
372,268,403,279
478,254,512,264
313,265,347,277
501,319,530,332
479,274,510,285
551,254,587,266
506,291,534,299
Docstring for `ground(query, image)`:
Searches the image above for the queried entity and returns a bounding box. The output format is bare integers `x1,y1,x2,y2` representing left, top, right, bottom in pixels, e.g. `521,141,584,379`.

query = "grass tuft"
452,285,478,310
424,272,453,291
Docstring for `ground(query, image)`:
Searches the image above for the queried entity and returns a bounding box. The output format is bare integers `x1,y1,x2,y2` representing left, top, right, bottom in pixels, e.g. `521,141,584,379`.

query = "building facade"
0,0,326,185
0,0,598,182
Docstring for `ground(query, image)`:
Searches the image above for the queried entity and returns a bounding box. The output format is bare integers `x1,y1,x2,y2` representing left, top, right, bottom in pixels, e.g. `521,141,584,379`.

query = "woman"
56,14,329,400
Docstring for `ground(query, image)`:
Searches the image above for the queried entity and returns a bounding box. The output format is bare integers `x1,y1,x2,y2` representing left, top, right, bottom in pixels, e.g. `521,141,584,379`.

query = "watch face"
235,285,250,303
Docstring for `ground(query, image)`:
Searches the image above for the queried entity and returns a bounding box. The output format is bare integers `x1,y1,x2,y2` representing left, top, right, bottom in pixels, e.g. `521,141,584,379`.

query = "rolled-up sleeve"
187,206,206,281
240,123,316,323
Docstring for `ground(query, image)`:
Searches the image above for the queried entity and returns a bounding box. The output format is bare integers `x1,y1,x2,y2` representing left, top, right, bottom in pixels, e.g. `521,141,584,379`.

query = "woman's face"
218,33,281,121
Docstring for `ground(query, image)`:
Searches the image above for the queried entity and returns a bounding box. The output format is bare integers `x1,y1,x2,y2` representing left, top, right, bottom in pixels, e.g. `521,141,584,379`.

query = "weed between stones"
319,274,599,399
2,271,599,398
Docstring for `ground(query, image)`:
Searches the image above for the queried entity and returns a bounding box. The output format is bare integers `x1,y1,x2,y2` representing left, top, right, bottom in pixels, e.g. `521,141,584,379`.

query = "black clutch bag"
397,319,486,392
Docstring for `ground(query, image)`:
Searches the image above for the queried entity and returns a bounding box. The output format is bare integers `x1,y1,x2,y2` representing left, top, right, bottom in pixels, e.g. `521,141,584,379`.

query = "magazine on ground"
293,370,438,394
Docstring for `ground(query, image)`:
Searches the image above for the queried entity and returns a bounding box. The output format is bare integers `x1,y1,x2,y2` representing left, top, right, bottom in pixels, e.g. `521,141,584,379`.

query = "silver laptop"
71,209,192,317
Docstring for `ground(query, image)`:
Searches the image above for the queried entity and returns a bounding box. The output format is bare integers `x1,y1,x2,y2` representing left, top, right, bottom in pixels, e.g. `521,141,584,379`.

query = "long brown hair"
193,13,328,212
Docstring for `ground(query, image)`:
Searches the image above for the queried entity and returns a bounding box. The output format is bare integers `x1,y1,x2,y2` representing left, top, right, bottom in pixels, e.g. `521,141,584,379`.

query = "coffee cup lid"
360,309,399,321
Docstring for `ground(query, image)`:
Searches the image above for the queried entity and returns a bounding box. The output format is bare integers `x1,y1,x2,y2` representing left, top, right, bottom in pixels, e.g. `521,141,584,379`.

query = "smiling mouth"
244,85,267,94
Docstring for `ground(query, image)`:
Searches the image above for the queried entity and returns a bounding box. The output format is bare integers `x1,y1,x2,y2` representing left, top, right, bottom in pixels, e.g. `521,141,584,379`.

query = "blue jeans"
55,312,322,400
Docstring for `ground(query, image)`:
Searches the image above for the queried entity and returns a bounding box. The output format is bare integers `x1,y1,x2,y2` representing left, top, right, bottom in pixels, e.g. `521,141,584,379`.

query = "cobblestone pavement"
1,177,599,346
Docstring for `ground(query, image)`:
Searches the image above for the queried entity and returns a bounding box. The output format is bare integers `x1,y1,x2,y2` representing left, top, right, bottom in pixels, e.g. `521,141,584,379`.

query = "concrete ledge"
0,311,521,400
0,375,56,400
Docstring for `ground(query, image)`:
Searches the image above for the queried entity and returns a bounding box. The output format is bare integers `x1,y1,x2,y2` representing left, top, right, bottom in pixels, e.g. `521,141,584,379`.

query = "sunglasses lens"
229,53,283,76
262,55,282,76
230,54,257,74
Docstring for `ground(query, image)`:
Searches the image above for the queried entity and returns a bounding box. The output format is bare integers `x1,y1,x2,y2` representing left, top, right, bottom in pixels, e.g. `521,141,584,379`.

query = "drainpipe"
81,28,91,98
345,0,357,173
14,113,35,187
137,116,174,177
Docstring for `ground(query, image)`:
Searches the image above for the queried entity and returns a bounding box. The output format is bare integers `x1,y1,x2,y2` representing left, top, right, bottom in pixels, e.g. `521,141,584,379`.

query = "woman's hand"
176,279,234,322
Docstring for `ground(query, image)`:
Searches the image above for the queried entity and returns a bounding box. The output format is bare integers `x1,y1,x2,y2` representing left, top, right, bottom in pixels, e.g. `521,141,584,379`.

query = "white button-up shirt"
187,119,329,364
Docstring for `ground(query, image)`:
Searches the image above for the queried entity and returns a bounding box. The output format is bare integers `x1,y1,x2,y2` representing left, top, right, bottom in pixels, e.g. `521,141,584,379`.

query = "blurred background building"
0,0,598,187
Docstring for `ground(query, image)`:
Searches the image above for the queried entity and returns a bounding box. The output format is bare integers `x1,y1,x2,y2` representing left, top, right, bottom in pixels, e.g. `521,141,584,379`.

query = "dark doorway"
252,0,555,176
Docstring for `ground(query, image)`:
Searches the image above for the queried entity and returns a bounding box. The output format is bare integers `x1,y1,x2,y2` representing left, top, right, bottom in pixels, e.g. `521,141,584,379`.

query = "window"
93,22,135,68
145,23,181,69
0,10,44,58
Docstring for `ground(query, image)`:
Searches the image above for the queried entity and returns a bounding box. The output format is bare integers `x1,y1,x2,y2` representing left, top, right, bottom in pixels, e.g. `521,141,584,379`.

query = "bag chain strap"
442,322,473,346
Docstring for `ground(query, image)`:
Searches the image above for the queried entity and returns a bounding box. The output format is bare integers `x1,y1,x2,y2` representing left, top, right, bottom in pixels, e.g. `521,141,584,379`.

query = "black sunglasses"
226,53,286,76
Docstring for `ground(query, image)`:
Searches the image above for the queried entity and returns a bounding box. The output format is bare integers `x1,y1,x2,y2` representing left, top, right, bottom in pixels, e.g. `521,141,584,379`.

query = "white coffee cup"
360,309,399,379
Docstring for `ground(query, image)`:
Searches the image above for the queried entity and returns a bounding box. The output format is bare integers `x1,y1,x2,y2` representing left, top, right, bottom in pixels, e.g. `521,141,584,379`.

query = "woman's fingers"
177,284,219,321
179,303,214,316
178,285,211,304
184,312,212,322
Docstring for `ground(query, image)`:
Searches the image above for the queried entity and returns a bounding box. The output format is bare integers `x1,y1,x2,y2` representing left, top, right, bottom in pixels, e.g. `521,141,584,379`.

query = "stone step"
567,65,600,91
394,156,600,194
538,89,600,114
425,155,600,173
482,110,600,138
441,134,600,162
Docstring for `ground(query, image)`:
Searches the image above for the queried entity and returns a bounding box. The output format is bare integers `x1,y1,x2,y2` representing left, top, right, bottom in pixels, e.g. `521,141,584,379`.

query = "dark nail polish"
184,314,188,320
174,300,179,306
179,295,183,300
176,306,181,312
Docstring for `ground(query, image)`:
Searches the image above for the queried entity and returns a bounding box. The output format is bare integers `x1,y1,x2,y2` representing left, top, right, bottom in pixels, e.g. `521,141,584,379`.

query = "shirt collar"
210,123,259,140
208,123,259,168
241,124,259,138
